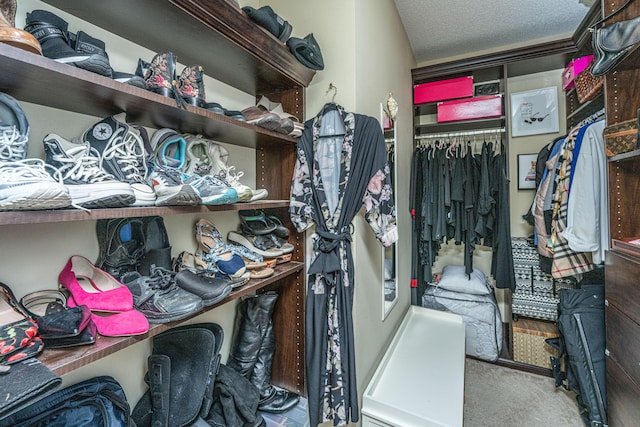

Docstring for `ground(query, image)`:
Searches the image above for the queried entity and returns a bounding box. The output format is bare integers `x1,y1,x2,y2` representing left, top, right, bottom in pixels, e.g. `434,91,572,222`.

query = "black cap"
286,33,324,71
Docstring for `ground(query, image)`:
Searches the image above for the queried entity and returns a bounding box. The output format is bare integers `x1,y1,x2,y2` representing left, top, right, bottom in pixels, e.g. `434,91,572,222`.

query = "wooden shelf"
415,116,505,135
0,200,291,226
609,148,640,163
41,0,315,94
39,261,305,376
566,91,604,123
0,44,297,149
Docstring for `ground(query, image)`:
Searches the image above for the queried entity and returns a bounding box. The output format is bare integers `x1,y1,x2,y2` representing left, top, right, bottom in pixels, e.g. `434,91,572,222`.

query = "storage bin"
437,95,502,122
361,306,466,427
512,318,559,369
414,76,473,104
562,55,594,90
603,118,638,157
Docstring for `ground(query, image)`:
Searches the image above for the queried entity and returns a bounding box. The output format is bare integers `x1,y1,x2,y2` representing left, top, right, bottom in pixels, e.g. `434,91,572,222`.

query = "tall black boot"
254,319,301,414
227,292,278,379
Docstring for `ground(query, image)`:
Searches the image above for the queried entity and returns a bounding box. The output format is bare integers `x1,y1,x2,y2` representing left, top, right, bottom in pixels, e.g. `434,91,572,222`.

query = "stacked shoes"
227,210,294,266
0,92,72,211
242,5,324,71
148,128,267,206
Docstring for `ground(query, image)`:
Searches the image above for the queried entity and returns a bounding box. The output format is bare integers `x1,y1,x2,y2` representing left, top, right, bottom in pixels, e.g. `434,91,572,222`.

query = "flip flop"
239,210,277,235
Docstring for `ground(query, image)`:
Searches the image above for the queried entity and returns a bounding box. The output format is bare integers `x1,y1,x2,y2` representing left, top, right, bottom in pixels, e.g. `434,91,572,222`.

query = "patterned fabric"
290,104,397,427
547,128,594,278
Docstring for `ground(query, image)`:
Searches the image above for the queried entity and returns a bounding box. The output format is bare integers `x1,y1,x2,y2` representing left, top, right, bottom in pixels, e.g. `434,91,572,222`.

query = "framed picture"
510,86,559,137
517,154,538,190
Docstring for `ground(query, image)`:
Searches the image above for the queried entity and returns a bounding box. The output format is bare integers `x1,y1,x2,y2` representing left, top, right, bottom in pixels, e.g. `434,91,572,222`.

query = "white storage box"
361,306,466,427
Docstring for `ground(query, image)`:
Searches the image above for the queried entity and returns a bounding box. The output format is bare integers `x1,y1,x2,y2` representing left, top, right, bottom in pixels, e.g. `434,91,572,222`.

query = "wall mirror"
382,100,398,320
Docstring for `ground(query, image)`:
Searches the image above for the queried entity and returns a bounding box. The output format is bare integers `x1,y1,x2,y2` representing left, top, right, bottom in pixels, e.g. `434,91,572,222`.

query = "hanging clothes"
410,140,515,290
289,103,397,427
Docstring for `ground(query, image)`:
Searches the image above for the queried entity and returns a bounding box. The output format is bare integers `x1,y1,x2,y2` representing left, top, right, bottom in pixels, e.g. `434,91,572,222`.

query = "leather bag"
591,0,640,76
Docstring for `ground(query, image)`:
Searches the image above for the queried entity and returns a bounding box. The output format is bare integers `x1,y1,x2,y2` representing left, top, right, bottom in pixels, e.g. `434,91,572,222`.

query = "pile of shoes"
242,95,304,137
242,5,324,71
174,218,256,285
23,9,145,88
148,128,268,206
227,209,294,267
94,216,236,323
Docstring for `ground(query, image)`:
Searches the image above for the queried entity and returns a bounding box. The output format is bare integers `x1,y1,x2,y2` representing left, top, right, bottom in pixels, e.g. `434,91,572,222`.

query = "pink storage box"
437,95,502,123
562,55,594,90
414,76,473,104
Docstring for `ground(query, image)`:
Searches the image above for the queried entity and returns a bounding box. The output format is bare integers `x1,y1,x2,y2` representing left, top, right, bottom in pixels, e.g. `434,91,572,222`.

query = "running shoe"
0,159,71,210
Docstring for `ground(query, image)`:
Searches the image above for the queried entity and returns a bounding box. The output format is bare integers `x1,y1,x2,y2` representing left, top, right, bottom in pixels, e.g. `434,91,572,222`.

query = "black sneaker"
25,10,112,77
121,266,204,324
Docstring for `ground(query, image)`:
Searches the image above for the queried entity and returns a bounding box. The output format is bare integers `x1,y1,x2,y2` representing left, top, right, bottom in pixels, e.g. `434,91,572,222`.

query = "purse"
591,0,640,76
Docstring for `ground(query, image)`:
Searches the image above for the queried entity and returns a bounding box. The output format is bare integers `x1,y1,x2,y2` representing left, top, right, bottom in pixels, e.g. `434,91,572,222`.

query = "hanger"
317,83,345,138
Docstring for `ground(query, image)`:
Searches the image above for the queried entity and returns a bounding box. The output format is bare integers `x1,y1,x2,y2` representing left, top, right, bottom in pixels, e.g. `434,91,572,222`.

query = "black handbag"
591,0,640,76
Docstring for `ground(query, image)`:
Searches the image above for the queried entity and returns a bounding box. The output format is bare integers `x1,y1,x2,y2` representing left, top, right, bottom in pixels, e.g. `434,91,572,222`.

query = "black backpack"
1,375,133,427
547,284,608,427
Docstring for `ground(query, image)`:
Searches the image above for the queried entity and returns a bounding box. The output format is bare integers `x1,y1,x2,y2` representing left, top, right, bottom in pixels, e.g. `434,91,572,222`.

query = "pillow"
436,265,492,295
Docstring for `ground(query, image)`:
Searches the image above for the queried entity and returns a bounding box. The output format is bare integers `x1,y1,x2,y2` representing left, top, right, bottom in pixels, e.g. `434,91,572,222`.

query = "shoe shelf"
0,43,298,150
38,261,305,376
40,0,316,95
0,200,292,225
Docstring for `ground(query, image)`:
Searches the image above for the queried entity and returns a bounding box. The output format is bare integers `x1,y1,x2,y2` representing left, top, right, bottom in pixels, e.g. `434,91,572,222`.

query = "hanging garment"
290,104,397,427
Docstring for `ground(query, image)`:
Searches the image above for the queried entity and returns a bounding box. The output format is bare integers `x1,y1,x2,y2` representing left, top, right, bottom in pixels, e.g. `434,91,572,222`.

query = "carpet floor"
463,358,584,426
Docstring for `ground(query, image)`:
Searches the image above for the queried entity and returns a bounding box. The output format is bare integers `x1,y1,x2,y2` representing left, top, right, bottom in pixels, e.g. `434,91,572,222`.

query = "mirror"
382,100,398,320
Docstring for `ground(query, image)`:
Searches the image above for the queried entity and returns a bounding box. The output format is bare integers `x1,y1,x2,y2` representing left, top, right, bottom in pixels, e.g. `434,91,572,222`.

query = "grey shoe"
0,92,30,162
175,270,233,307
122,266,204,323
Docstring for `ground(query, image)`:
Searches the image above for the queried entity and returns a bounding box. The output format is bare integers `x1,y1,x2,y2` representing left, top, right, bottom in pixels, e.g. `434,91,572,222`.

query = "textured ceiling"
394,0,594,64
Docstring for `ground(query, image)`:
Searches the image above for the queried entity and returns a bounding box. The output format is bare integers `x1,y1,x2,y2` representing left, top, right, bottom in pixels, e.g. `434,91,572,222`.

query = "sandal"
266,215,290,239
269,233,294,254
227,231,284,258
195,219,246,278
249,267,275,279
239,209,277,235
0,282,43,365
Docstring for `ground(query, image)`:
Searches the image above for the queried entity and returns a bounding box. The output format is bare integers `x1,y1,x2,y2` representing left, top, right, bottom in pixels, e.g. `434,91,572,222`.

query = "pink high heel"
59,255,133,313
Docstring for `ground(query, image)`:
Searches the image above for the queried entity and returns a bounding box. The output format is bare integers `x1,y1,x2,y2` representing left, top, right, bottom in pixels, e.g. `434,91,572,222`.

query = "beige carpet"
464,358,584,426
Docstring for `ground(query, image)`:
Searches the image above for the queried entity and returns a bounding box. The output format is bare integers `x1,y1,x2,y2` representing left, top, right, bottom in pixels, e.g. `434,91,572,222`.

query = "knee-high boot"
227,292,278,379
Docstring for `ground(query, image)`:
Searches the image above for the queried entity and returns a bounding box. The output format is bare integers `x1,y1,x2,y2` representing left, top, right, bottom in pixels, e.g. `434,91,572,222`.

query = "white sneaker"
0,159,71,210
43,134,136,208
207,142,267,202
183,134,214,176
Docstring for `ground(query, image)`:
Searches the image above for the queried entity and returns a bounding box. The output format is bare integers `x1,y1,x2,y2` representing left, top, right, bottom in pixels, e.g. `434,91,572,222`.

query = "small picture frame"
517,153,538,190
510,86,559,137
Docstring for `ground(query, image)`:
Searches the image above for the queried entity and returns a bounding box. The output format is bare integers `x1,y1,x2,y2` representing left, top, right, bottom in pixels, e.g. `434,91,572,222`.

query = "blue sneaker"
185,174,238,205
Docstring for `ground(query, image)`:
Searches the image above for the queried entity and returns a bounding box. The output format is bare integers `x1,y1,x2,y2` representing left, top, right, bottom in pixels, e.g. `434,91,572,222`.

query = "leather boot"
177,65,206,108
227,292,278,379
254,319,301,414
143,52,186,108
0,0,42,54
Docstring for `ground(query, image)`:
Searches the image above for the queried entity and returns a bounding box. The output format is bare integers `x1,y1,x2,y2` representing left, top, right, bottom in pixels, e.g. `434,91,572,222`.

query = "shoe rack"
0,0,313,395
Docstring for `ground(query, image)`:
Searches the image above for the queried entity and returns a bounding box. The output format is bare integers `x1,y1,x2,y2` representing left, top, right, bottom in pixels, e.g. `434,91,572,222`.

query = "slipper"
269,233,294,254
66,295,149,337
239,209,277,235
264,258,277,269
249,267,275,279
227,231,284,258
275,253,292,264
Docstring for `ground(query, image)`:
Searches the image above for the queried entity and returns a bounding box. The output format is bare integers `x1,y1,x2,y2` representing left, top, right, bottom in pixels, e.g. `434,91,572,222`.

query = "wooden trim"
412,39,576,81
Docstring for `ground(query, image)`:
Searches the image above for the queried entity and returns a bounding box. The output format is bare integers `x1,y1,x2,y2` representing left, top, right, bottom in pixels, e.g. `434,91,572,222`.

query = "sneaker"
121,266,204,324
0,92,30,162
95,217,146,280
81,113,156,206
0,159,71,210
208,142,267,202
147,163,201,206
43,133,135,208
151,128,187,169
24,10,112,77
184,173,238,205
183,134,214,176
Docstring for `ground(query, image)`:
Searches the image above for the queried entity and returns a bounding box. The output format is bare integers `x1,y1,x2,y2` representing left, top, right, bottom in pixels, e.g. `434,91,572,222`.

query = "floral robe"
290,104,397,427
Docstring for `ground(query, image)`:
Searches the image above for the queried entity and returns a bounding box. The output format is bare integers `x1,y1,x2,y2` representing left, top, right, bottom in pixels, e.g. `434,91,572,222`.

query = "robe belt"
308,228,352,275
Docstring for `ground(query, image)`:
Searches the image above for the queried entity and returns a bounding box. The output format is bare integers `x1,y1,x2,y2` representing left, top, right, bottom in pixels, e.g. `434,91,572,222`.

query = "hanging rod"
414,127,505,140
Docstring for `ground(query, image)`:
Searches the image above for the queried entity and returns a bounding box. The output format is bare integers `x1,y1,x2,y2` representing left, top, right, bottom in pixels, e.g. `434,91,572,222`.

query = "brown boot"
0,0,42,55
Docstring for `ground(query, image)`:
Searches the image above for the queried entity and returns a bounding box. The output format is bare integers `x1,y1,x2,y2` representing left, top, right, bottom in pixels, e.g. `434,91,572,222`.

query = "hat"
242,6,292,42
286,33,324,71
